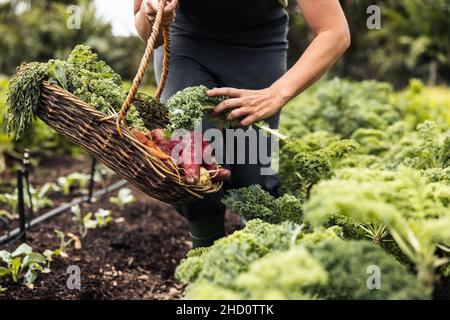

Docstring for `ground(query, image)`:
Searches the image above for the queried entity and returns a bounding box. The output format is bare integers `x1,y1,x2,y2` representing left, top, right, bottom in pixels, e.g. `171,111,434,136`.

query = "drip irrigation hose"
0,179,128,246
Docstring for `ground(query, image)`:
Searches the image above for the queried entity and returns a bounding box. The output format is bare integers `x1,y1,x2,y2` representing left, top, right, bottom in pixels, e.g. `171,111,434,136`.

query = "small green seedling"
0,184,54,216
95,208,113,227
57,172,94,195
43,230,81,268
71,205,112,237
0,209,15,220
0,243,48,286
109,188,136,210
38,182,60,198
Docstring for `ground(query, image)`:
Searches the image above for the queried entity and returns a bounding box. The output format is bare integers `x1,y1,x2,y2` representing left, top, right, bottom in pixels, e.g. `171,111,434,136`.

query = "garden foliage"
179,78,450,300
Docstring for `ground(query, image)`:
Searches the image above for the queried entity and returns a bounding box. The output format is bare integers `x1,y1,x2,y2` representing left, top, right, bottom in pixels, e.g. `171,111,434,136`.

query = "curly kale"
306,240,429,300
182,231,268,288
388,121,449,170
175,247,211,284
279,138,359,195
235,246,328,300
222,184,304,224
243,219,302,251
181,237,427,300
166,86,288,140
297,226,343,246
7,45,146,138
48,45,146,130
166,85,232,131
176,219,301,289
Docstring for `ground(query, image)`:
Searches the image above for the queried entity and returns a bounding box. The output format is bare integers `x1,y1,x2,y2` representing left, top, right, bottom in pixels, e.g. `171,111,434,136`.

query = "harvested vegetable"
131,129,148,145
7,62,49,139
212,168,231,182
149,128,230,184
199,167,212,187
7,45,229,187
166,86,231,131
6,45,146,140
166,85,288,140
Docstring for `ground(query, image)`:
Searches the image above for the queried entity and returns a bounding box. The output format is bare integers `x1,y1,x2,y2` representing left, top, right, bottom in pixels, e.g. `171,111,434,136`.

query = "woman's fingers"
208,87,244,98
213,98,242,115
240,114,259,127
164,0,178,12
144,0,177,21
226,107,251,121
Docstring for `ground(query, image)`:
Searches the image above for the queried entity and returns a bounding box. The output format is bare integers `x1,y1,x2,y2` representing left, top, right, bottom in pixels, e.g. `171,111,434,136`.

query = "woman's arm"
134,0,178,44
210,0,350,126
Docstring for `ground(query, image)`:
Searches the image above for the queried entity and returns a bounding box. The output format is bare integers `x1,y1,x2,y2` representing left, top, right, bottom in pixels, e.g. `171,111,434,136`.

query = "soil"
0,153,241,300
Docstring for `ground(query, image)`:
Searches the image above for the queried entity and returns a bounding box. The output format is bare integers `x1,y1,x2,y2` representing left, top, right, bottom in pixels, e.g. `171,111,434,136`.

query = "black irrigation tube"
0,179,128,246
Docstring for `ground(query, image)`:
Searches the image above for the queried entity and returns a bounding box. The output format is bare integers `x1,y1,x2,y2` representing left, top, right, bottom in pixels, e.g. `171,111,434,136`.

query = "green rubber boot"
188,215,225,248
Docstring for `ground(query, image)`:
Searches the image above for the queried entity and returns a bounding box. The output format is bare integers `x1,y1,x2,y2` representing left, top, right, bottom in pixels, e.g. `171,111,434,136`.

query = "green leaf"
24,269,37,285
0,250,12,263
43,249,54,261
11,243,32,257
0,267,11,277
10,257,22,282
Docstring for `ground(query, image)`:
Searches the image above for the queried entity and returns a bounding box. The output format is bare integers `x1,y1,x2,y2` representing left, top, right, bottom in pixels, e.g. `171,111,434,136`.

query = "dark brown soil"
0,154,241,300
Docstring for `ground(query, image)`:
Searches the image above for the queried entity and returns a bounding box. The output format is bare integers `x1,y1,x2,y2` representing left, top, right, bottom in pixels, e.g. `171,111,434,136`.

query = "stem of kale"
202,106,289,141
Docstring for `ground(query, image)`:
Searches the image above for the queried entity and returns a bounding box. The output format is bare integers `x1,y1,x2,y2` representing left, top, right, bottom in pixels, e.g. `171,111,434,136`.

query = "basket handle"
116,0,170,138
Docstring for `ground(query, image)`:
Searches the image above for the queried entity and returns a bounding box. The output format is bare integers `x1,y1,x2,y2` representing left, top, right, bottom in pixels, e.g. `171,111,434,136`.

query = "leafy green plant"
71,205,112,237
43,230,81,268
6,45,146,140
305,240,429,300
57,172,91,196
6,62,49,140
109,188,136,210
279,138,358,196
222,185,303,224
0,244,48,286
305,168,450,293
166,85,288,139
0,184,53,215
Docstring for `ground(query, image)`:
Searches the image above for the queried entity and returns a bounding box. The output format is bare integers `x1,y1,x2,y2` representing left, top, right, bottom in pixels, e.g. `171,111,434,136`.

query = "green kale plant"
222,184,303,224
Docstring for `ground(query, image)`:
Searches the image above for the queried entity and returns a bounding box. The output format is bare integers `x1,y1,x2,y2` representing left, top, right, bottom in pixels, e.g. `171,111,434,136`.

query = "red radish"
179,131,202,184
150,129,182,155
149,128,231,184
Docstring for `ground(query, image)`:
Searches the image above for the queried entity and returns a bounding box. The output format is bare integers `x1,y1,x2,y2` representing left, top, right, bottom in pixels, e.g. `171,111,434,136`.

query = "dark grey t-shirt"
171,0,288,48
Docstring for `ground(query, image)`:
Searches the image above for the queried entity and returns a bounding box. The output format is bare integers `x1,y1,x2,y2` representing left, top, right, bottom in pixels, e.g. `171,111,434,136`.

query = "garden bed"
0,153,241,299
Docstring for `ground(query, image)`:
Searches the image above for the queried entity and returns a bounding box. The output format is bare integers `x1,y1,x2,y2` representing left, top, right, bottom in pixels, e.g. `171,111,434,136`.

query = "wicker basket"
35,1,223,205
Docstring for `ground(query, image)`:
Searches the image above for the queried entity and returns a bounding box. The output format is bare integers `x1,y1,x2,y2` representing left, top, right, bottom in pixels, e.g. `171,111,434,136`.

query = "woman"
134,0,350,248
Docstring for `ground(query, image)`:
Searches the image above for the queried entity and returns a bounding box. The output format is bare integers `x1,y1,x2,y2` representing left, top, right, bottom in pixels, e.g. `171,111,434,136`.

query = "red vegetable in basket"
149,128,230,184
179,131,202,184
150,129,181,155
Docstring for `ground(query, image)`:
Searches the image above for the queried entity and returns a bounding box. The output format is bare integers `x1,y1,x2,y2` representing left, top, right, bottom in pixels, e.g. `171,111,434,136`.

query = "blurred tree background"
0,0,148,82
288,0,449,87
0,0,449,87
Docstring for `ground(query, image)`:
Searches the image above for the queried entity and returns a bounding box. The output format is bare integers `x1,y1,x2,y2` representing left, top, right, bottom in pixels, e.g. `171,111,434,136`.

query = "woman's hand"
134,0,178,41
208,87,288,127
138,0,178,27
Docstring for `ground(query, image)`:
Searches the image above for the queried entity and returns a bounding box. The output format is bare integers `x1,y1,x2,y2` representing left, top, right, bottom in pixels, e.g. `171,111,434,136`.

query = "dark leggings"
154,35,287,221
